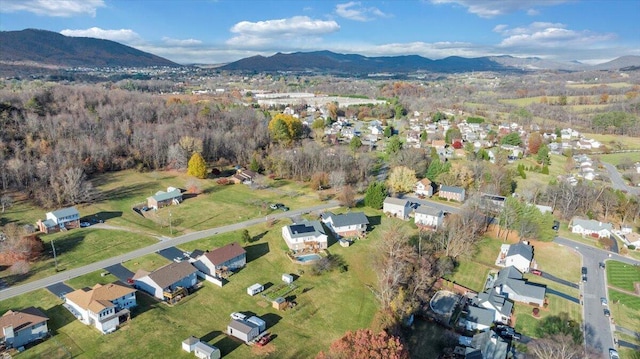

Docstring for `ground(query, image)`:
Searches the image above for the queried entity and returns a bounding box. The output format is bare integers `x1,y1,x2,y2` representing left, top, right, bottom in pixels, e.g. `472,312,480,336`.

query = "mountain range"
1,29,639,74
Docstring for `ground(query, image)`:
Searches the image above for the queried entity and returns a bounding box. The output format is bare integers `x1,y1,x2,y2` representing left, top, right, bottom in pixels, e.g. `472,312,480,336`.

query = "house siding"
4,322,48,348
504,256,530,273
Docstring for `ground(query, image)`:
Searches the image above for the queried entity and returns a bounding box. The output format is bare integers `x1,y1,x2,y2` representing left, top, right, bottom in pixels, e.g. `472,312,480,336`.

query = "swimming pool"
295,253,322,263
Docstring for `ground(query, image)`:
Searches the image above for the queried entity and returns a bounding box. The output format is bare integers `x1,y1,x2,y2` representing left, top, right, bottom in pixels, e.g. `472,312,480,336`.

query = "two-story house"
414,205,444,230
383,197,412,220
0,307,49,349
414,178,434,197
438,185,466,202
281,221,328,251
321,212,369,238
37,207,80,233
133,261,198,303
64,282,136,334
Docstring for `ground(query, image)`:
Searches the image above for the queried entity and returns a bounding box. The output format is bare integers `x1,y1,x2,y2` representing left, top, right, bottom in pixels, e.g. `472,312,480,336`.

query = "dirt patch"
256,301,269,308
251,343,276,355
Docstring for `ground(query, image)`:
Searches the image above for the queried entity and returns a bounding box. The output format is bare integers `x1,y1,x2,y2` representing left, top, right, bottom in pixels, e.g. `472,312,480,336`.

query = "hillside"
0,29,180,68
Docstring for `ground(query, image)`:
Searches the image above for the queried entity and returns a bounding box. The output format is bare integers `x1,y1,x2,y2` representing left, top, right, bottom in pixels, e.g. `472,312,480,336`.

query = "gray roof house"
439,185,466,202
464,306,495,332
493,266,546,307
383,197,412,220
504,242,533,273
321,212,369,238
281,221,328,251
38,206,81,233
147,187,183,210
227,319,260,343
570,217,613,238
465,330,510,359
414,205,444,230
473,290,513,324
133,261,198,301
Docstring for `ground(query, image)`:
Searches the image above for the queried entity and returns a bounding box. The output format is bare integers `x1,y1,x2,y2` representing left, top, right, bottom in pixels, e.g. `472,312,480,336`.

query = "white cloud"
227,16,339,49
1,0,105,17
162,37,202,47
430,0,569,18
60,27,143,44
335,1,391,21
494,23,616,49
526,8,540,16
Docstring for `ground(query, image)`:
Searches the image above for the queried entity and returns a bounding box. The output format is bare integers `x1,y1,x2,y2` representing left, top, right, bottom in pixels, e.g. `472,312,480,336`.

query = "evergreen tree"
187,152,207,179
364,182,387,209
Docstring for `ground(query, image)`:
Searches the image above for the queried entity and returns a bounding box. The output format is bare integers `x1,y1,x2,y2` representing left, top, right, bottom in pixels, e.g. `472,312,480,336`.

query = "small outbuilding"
182,336,200,352
272,297,287,310
247,283,264,296
194,341,221,359
282,274,294,284
247,316,266,332
227,319,260,343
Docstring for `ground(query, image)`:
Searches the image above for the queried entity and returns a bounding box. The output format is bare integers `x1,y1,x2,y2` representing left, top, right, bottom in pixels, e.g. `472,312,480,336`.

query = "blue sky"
1,0,638,65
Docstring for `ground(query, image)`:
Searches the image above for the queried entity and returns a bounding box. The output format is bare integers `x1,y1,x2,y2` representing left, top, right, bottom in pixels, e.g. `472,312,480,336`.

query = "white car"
230,312,246,321
609,349,619,359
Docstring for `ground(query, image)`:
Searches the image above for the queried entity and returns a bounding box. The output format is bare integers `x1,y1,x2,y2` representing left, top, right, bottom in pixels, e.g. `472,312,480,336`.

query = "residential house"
383,197,412,220
133,261,198,302
473,290,513,324
464,330,510,359
431,140,446,155
414,178,434,197
147,187,182,210
503,242,533,273
439,185,466,202
64,281,136,334
231,169,257,185
414,205,444,230
406,130,421,148
227,319,261,343
493,266,546,307
281,221,328,251
193,242,247,277
37,207,80,233
0,307,49,349
464,306,495,332
570,217,613,238
320,212,369,238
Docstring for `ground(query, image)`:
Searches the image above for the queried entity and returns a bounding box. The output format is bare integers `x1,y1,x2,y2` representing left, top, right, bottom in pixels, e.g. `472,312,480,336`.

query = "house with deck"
64,281,136,334
37,207,80,233
321,212,369,238
282,221,328,251
492,266,546,307
193,242,246,277
383,197,412,220
147,187,182,210
133,261,198,302
0,307,49,349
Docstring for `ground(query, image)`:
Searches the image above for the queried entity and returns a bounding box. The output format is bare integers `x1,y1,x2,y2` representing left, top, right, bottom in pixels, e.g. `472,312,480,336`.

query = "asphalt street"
554,236,640,359
602,162,640,196
0,201,339,301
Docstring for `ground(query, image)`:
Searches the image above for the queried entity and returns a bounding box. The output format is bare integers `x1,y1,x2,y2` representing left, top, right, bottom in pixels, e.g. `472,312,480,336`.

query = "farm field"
606,260,640,292
1,207,404,359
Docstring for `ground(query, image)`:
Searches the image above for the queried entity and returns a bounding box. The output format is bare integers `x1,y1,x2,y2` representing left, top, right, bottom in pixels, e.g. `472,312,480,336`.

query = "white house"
321,212,369,238
414,205,444,230
414,178,434,197
193,242,246,277
503,242,533,273
281,221,328,251
473,290,513,324
383,197,412,220
0,307,49,349
570,217,613,238
64,282,136,334
133,261,198,302
493,266,546,307
37,206,81,233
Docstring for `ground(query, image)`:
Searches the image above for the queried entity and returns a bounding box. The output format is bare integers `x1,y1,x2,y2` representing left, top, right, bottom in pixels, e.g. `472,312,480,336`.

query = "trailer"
247,283,264,296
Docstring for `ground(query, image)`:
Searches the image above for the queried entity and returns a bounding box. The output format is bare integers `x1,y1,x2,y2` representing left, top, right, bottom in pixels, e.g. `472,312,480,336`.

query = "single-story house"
37,207,80,233
181,337,221,359
64,281,136,334
321,212,369,238
438,185,466,202
464,306,495,332
0,307,49,349
193,242,246,277
415,178,435,197
230,169,257,185
147,187,182,210
133,261,198,302
414,205,444,230
503,242,533,273
493,266,546,307
281,221,328,251
227,319,260,343
383,197,412,220
570,217,613,238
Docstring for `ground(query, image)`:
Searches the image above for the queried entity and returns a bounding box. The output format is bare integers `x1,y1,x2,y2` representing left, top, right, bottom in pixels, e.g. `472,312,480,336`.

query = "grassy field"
3,208,410,359
529,240,581,282
608,289,640,331
582,133,640,150
500,95,625,108
597,152,640,166
565,82,636,89
606,260,640,292
512,294,582,339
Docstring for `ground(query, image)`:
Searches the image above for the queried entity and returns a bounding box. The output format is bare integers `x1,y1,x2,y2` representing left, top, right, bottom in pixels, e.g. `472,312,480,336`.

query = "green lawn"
606,260,640,292
530,240,581,282
444,261,491,293
4,208,400,359
513,295,582,339
582,133,640,150
608,289,640,332
597,152,640,166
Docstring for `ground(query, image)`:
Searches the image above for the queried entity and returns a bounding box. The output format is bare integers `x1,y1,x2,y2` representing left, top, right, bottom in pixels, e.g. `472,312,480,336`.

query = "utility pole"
169,210,173,236
51,239,58,271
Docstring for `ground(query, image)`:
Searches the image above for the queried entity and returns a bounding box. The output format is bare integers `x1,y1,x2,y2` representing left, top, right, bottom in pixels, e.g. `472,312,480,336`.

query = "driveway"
46,282,74,299
157,247,185,261
602,162,640,196
104,263,134,282
545,288,580,303
540,271,579,289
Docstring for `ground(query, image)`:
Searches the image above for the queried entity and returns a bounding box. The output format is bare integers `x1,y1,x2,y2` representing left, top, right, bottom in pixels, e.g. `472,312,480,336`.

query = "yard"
608,289,640,333
3,207,397,359
606,260,640,292
512,294,582,339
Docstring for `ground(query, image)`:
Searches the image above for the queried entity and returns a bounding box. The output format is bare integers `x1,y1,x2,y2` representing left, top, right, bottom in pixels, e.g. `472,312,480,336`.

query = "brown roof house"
0,307,49,349
64,281,136,334
230,168,257,185
414,178,435,197
193,242,247,277
133,261,198,303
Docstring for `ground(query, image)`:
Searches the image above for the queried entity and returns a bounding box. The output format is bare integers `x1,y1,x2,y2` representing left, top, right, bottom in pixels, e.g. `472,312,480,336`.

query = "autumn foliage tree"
386,166,417,195
527,132,542,155
187,152,207,179
316,329,408,359
268,113,303,144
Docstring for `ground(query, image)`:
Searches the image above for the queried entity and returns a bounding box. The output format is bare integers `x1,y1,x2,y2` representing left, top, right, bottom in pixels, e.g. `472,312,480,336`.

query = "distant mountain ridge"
0,29,179,68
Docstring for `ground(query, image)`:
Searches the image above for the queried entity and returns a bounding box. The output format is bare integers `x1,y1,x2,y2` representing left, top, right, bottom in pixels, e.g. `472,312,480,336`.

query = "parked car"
604,308,610,317
599,262,606,269
581,267,587,275
609,349,619,359
230,312,246,321
256,333,272,347
582,274,587,282
531,269,542,276
280,206,290,212
270,203,284,210
80,222,91,228
552,220,560,231
601,297,608,306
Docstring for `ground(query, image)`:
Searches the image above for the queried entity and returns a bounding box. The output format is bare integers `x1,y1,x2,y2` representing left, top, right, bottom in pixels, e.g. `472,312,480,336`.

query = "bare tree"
527,334,594,359
0,194,12,213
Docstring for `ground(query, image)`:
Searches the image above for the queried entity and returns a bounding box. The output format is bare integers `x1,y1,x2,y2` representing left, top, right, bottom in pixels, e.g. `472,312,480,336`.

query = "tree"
316,329,408,359
386,166,417,195
167,143,188,170
528,132,543,155
1,194,13,213
385,135,402,155
445,127,461,144
187,152,207,179
249,156,261,173
527,334,592,359
537,144,551,166
500,132,522,146
337,185,356,208
311,172,330,190
52,167,95,206
349,136,362,152
364,182,387,209
426,156,450,182
268,113,303,144
241,229,251,244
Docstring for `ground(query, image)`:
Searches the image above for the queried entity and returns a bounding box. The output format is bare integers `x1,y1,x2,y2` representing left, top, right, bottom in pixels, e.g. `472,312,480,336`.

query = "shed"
247,283,264,296
247,316,266,332
272,296,288,310
227,319,260,343
193,341,221,359
182,336,200,353
282,274,294,284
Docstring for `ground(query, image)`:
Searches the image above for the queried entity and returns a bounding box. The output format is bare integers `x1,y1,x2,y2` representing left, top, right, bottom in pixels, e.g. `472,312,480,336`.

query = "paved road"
602,162,640,196
554,236,640,358
0,201,339,301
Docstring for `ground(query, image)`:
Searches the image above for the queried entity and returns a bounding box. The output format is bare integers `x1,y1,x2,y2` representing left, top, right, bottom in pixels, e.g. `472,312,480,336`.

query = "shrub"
532,308,540,317
628,245,636,250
